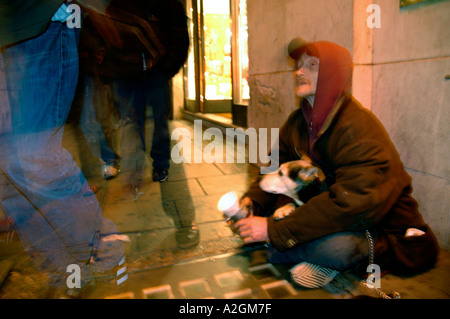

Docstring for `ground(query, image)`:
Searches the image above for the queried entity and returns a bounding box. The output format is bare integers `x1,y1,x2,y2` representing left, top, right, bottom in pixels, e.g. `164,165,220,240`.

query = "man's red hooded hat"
288,39,353,158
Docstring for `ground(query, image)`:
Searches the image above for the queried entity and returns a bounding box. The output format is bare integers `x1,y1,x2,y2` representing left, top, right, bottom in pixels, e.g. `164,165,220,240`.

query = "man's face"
294,52,320,98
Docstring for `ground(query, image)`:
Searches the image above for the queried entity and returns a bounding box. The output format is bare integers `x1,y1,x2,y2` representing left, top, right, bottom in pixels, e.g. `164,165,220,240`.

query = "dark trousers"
113,66,171,175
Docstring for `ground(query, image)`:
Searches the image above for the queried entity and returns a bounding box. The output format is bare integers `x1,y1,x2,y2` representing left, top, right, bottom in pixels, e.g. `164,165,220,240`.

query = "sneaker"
102,164,120,180
290,262,339,288
152,168,169,182
175,225,200,249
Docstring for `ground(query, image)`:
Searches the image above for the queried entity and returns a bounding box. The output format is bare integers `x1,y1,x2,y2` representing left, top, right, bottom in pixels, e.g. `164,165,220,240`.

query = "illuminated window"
203,0,232,100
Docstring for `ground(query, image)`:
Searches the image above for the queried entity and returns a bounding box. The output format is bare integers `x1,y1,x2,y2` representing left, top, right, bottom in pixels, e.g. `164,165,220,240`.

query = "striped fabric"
116,257,128,286
290,262,339,288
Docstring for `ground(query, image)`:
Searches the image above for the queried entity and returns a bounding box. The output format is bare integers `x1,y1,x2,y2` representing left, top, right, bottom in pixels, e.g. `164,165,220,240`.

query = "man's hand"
233,216,269,244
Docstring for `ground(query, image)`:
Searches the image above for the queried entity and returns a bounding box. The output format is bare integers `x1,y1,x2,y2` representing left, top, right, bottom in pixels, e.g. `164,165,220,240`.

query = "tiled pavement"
0,119,449,299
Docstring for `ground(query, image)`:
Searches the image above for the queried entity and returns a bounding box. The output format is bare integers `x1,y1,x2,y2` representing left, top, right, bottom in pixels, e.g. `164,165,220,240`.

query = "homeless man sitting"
232,38,439,289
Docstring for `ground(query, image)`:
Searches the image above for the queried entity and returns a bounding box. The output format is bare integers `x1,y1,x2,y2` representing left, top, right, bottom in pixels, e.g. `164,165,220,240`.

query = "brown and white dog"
259,155,326,220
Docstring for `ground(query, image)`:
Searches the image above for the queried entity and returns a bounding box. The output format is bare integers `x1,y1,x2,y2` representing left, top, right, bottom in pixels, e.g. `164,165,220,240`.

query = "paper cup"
218,191,247,221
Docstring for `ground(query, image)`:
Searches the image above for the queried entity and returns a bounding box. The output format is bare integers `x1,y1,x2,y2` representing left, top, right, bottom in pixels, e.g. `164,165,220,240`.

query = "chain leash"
359,230,401,299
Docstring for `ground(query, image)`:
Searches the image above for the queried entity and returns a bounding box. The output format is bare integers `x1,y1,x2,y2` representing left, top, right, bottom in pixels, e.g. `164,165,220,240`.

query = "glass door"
184,0,248,125
184,0,200,113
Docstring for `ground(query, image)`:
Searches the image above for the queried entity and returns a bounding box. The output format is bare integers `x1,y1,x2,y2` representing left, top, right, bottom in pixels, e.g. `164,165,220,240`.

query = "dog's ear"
297,153,326,184
297,166,326,184
316,168,326,183
299,153,313,163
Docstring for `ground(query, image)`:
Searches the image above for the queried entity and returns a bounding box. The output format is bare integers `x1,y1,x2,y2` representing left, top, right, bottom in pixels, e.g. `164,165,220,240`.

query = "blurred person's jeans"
92,77,122,169
73,75,122,174
0,22,124,284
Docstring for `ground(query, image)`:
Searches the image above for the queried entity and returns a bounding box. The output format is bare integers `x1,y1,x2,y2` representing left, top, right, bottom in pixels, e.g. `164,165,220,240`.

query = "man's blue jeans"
0,22,124,283
74,75,122,173
267,231,370,271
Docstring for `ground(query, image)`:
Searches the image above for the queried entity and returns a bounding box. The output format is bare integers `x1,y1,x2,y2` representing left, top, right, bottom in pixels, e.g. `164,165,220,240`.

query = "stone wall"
247,0,449,249
355,0,450,250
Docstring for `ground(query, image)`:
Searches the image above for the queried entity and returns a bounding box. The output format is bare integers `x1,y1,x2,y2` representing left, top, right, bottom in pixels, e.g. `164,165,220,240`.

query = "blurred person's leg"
75,75,121,180
145,66,171,182
93,76,122,176
0,22,124,288
72,75,105,181
113,78,146,192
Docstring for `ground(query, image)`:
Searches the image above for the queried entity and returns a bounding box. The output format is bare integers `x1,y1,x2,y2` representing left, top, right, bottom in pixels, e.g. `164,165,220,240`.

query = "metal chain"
365,229,374,266
360,230,401,299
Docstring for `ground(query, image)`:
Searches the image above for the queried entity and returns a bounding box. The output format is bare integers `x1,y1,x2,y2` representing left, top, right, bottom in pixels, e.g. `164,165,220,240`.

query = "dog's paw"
273,203,296,220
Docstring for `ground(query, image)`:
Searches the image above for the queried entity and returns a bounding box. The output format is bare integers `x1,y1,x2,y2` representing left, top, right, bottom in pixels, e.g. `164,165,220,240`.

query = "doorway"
184,0,249,127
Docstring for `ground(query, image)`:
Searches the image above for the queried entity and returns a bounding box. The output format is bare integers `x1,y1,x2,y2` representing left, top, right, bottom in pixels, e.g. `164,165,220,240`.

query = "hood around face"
290,41,353,142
